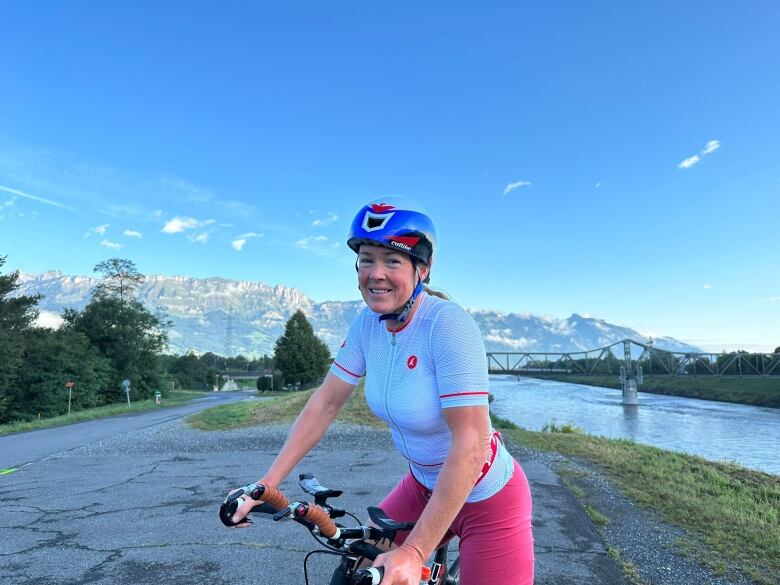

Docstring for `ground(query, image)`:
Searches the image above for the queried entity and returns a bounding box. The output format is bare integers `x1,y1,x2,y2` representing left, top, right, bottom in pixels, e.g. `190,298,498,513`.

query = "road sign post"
122,379,131,407
65,381,75,415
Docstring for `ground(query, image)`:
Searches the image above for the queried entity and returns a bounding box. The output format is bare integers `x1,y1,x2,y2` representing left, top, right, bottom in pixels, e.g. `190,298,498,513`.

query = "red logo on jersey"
407,355,418,369
370,203,395,213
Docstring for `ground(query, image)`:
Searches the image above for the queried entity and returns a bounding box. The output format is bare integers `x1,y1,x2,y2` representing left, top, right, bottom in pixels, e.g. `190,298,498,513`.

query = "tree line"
0,256,331,424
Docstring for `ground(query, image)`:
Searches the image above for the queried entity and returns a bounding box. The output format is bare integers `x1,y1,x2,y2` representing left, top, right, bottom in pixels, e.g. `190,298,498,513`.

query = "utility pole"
224,311,234,359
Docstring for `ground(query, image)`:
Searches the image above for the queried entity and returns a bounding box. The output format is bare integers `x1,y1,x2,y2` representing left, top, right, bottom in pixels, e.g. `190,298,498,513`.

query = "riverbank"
523,374,780,408
0,390,206,436
189,387,778,585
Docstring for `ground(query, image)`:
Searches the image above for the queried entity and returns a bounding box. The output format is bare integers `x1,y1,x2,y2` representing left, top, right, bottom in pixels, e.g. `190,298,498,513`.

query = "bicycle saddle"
367,506,415,532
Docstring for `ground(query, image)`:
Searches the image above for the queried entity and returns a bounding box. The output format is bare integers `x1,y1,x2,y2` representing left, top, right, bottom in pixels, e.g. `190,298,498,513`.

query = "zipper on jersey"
384,330,412,463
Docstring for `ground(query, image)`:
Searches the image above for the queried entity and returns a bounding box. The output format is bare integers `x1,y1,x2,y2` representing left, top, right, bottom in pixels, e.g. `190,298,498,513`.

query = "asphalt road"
2,392,747,585
0,391,253,470
0,405,633,585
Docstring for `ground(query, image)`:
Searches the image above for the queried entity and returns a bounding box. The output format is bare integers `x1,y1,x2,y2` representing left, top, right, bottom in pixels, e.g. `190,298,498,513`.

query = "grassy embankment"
189,385,779,585
188,385,381,430
0,390,206,437
526,374,780,408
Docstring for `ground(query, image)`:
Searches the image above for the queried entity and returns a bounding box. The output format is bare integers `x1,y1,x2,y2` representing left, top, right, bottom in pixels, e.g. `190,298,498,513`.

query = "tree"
167,352,219,390
63,259,170,400
0,256,42,422
93,258,143,302
256,370,283,392
11,329,113,420
273,310,331,388
774,346,780,355
63,297,170,398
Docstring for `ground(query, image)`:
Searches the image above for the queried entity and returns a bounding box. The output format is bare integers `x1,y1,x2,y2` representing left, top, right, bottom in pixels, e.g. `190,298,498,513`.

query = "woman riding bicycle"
230,197,534,585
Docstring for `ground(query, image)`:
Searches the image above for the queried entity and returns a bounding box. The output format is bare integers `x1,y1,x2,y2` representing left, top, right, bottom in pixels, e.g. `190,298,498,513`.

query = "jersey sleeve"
329,311,367,385
430,304,490,408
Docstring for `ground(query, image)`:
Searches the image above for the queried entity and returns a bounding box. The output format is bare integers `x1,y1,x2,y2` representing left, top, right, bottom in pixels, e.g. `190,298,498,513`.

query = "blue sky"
1,1,778,352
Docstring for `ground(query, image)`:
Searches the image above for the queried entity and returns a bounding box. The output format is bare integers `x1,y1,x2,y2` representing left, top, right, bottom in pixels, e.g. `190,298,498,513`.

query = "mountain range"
16,271,702,356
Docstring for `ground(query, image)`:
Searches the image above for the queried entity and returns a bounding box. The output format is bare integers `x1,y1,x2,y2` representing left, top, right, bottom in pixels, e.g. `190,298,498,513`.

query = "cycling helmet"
347,197,438,323
347,197,437,264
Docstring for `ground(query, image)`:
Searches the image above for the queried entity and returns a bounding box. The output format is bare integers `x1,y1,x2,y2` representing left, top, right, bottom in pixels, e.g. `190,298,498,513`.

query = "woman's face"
357,245,428,314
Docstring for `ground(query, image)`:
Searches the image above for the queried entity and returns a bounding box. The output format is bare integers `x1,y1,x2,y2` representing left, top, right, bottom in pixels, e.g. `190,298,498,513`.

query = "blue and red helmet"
347,197,437,265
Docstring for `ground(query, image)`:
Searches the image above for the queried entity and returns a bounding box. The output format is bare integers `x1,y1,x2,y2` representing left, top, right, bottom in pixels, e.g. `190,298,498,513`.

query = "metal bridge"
487,339,780,378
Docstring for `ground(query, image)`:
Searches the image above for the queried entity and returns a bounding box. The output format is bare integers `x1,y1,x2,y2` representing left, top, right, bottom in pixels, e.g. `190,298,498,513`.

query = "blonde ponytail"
424,285,451,301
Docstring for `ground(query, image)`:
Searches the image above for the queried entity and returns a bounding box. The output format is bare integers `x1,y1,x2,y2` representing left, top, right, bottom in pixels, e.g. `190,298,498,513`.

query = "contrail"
0,184,77,212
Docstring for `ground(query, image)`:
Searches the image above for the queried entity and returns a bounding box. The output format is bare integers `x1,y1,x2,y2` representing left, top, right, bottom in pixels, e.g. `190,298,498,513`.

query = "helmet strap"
378,261,425,324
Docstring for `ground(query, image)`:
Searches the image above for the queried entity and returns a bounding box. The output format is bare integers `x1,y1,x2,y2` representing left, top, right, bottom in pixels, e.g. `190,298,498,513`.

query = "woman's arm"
231,372,356,523
374,405,491,584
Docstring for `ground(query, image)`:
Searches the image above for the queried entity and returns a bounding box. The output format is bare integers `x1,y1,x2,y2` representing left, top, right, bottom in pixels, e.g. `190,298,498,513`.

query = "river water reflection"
489,376,780,476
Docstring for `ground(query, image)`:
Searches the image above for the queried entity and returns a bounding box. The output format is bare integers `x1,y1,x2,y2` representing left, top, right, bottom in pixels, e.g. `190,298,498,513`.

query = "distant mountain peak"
16,270,701,356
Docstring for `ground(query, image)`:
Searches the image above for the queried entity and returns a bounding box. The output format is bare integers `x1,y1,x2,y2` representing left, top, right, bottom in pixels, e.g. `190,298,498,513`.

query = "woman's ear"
419,262,431,283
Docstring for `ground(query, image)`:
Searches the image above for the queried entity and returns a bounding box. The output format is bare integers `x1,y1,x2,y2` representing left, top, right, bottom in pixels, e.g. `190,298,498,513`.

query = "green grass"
528,374,780,408
584,504,610,525
188,380,383,431
498,423,780,585
0,390,205,436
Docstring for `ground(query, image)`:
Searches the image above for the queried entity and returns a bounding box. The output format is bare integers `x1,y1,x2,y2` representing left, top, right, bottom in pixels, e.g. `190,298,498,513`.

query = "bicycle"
219,473,461,585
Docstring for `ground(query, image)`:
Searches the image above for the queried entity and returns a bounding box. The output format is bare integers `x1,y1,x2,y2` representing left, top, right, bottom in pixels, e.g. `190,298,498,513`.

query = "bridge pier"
622,376,639,405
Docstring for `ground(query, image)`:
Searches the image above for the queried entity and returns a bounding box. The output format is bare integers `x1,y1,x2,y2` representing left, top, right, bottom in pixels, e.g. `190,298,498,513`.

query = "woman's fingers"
232,496,258,525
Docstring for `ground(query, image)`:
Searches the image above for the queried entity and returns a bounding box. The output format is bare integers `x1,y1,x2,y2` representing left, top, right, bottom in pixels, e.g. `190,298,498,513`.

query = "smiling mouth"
369,288,392,294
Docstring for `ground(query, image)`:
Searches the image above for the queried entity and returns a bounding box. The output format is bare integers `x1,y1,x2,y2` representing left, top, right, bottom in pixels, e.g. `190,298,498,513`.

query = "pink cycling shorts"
378,459,534,585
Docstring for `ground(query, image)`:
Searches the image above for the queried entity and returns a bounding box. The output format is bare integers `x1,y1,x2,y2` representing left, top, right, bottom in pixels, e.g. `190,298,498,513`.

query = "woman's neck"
385,292,425,332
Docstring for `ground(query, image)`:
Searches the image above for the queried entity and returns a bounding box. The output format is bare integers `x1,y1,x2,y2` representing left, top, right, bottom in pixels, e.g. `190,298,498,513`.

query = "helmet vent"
362,210,395,232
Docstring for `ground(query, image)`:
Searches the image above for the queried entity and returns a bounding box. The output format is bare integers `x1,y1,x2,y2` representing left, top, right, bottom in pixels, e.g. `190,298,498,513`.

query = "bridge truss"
487,339,780,378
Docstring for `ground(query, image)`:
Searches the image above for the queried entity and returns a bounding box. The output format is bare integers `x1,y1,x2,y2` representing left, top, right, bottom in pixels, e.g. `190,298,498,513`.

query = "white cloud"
1,196,16,209
231,232,263,251
85,223,110,238
296,235,329,249
162,216,200,233
123,229,143,238
594,182,602,189
502,180,533,196
756,296,780,303
312,212,340,227
703,283,713,289
0,184,76,212
678,155,701,169
678,139,721,169
99,239,122,250
701,140,721,155
188,232,209,244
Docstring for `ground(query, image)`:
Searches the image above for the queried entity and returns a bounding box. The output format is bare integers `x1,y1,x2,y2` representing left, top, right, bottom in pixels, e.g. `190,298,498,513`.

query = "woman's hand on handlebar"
225,487,257,527
371,545,425,585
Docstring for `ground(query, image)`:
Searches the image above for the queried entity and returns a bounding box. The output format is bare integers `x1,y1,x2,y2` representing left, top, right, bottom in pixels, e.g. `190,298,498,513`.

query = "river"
489,376,780,476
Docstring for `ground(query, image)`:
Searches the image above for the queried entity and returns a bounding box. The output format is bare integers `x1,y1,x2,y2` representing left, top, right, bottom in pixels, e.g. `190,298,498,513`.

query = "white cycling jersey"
329,292,514,502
